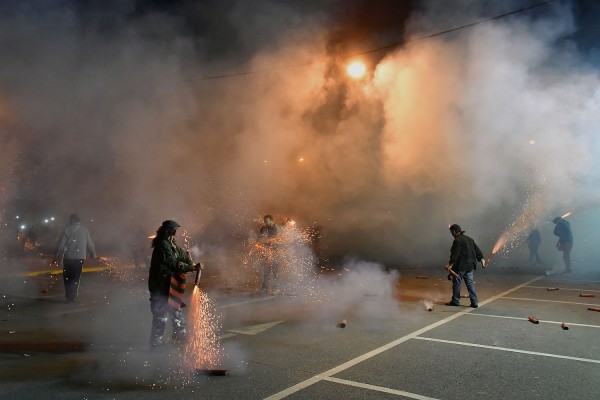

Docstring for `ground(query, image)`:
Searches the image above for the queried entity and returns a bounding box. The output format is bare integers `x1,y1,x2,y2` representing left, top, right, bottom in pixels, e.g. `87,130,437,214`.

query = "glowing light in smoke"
347,61,366,79
299,157,304,162
528,140,536,145
561,211,572,218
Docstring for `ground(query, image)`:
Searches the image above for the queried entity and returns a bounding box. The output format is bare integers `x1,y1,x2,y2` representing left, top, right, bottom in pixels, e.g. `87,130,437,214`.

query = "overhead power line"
198,0,560,81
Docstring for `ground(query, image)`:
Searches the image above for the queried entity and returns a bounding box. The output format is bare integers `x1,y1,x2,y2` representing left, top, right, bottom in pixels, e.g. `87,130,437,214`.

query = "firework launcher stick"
187,251,203,286
445,265,459,278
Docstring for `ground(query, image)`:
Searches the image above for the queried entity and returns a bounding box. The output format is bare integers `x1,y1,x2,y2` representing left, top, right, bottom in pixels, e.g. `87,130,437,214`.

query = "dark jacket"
148,238,193,295
553,220,573,244
449,233,484,272
527,228,541,248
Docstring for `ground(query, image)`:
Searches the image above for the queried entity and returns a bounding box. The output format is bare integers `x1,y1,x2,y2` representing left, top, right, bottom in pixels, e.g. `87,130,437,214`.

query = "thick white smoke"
1,0,599,267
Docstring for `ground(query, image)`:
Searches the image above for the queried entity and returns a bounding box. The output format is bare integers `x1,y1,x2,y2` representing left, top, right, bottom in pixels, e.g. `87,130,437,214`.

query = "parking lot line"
414,336,600,364
262,276,544,400
502,296,600,306
464,312,600,329
217,296,275,309
524,285,600,293
322,376,440,400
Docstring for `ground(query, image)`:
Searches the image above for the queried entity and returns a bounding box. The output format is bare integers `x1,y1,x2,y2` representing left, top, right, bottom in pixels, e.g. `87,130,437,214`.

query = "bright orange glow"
148,234,156,239
347,61,366,79
299,157,304,162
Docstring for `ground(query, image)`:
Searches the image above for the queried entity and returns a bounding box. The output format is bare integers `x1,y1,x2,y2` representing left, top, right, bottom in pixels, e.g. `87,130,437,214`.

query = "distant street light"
346,61,366,79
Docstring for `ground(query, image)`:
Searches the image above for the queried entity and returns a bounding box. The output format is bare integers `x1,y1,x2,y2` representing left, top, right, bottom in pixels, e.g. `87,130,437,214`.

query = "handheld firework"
187,250,203,286
444,264,459,278
484,234,507,268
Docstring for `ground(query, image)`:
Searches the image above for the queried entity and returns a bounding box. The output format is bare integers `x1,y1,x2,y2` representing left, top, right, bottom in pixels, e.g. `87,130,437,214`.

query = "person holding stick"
148,220,200,348
445,224,487,308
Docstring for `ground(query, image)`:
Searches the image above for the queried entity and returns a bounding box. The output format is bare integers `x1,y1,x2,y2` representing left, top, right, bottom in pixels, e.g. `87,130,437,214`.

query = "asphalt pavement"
1,255,599,399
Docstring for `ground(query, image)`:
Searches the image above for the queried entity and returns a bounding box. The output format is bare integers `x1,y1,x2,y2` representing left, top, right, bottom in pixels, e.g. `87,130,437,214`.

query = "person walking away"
53,214,97,303
445,224,487,308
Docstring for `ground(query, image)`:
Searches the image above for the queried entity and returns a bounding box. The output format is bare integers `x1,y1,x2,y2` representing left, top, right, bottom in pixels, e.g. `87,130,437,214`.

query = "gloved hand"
481,258,488,268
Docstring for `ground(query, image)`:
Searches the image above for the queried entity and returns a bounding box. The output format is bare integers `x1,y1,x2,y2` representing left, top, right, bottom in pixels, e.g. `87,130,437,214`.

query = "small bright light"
347,61,366,79
44,219,49,223
528,140,536,145
15,216,20,219
20,224,26,230
299,157,304,162
50,217,55,221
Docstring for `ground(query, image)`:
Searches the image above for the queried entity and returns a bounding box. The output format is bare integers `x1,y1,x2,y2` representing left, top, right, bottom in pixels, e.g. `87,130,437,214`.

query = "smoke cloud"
1,0,600,267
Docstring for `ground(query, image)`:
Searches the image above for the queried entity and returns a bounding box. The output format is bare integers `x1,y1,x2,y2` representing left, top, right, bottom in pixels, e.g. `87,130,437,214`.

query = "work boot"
445,301,460,306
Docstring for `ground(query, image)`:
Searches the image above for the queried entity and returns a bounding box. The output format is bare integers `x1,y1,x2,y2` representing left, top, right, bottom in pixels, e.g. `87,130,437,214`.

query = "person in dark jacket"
53,214,97,303
527,227,542,265
553,217,573,274
148,220,199,347
445,224,487,308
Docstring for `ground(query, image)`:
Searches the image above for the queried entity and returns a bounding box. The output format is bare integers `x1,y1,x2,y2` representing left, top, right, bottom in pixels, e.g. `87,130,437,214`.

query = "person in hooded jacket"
148,220,200,348
54,214,97,303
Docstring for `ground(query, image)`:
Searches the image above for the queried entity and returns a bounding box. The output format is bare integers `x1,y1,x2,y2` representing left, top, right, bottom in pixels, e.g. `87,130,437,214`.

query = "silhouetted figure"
257,215,279,293
553,217,573,274
527,227,542,264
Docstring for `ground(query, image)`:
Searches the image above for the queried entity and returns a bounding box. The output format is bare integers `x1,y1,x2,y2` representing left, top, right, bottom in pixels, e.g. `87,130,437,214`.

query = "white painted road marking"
524,285,600,293
262,276,544,400
323,376,440,400
465,312,600,329
502,296,600,306
415,336,600,364
217,296,276,309
228,320,284,335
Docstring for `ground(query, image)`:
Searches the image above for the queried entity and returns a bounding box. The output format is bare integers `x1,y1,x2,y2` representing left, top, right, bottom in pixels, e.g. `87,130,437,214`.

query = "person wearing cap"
148,220,199,347
445,224,486,308
53,213,97,303
257,214,280,294
552,217,573,274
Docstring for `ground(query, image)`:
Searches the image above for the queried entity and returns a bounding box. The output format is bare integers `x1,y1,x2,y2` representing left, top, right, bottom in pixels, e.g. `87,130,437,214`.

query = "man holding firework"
148,220,200,348
445,224,486,308
553,216,573,274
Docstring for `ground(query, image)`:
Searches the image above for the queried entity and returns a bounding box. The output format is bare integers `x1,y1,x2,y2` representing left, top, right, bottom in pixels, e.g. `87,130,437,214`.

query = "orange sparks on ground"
183,287,223,370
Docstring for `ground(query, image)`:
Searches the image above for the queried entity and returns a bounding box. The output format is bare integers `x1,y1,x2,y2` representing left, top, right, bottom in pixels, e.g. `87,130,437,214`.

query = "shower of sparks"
241,217,324,301
182,287,224,371
487,192,546,263
99,256,147,299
